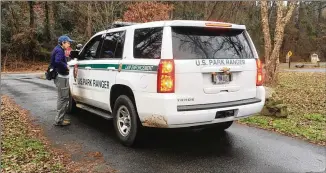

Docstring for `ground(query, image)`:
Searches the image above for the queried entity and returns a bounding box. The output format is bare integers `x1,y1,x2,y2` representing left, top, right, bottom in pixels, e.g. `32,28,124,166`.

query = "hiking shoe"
54,119,71,126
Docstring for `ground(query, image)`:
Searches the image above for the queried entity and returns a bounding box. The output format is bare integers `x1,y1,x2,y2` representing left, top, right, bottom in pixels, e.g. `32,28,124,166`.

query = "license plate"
215,110,235,118
212,73,231,84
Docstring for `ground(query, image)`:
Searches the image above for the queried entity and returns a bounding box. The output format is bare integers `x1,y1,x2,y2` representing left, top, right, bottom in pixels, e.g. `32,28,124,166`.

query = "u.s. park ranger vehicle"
67,20,266,146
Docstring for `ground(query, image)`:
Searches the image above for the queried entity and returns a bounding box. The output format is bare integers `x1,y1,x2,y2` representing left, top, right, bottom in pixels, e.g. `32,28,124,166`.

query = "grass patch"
239,72,326,145
304,113,326,122
1,96,67,172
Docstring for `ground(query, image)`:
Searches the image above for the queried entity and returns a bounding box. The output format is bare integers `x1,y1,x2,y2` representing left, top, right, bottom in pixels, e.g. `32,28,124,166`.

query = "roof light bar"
205,23,232,28
107,21,139,29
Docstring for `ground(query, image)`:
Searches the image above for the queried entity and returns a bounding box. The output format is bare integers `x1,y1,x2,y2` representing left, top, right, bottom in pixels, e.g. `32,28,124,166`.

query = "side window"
133,27,163,59
99,31,125,59
80,35,102,60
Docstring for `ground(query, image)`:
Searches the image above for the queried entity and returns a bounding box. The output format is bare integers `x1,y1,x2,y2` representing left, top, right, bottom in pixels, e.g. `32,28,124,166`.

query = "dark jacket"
50,45,69,75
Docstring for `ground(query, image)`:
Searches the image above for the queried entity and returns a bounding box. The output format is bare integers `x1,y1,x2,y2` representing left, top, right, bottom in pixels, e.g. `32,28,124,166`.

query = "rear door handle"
203,86,240,94
201,66,243,73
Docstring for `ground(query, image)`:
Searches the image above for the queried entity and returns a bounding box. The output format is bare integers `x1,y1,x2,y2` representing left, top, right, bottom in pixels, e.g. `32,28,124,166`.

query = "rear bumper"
177,98,261,112
134,86,265,128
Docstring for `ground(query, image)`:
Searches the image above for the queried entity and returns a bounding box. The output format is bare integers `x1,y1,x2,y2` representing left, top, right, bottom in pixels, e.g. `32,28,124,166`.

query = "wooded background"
1,1,325,64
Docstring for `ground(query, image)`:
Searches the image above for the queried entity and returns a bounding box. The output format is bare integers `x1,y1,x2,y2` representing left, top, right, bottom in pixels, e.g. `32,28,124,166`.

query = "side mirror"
76,44,83,51
70,50,80,59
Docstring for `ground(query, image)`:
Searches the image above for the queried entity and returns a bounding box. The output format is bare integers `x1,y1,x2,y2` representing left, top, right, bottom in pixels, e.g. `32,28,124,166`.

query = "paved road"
1,73,325,173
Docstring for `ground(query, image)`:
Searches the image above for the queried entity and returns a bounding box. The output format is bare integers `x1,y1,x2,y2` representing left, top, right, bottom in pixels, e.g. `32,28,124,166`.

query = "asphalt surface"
1,73,325,173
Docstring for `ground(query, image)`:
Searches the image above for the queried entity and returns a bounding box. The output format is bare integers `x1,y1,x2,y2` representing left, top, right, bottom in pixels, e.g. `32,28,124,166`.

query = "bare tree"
86,2,92,38
261,1,296,85
44,2,51,41
28,1,36,62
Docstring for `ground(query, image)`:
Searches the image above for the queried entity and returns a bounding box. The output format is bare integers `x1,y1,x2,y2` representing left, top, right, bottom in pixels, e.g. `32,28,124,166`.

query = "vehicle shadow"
71,109,235,156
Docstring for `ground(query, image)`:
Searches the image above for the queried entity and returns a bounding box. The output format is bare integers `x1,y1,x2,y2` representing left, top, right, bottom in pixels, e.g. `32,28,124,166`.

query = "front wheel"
113,95,140,147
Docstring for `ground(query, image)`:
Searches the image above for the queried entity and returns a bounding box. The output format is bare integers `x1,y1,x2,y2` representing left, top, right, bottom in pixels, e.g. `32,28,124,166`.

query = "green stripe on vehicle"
71,64,158,71
92,64,120,69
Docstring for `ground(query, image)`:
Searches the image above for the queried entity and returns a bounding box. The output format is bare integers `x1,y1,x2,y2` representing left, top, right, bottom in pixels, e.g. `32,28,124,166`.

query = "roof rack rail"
107,21,139,29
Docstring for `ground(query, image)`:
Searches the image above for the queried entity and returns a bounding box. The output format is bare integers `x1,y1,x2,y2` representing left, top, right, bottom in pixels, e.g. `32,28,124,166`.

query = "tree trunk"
44,2,51,41
28,1,36,61
29,1,35,28
3,52,9,72
316,2,325,38
261,1,272,64
204,1,209,19
104,2,109,24
9,3,18,34
261,1,296,85
294,2,300,29
86,3,92,38
48,2,55,39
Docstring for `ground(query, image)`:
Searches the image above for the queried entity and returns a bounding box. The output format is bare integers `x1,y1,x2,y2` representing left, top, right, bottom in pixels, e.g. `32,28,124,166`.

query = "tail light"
157,59,175,93
256,58,263,86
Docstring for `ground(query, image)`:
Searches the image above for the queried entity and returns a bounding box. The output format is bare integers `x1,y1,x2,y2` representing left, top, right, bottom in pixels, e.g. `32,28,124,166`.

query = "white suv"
67,20,265,146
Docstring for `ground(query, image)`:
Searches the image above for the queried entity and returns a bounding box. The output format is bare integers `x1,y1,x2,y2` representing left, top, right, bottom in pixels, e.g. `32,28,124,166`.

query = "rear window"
172,27,254,59
133,27,163,59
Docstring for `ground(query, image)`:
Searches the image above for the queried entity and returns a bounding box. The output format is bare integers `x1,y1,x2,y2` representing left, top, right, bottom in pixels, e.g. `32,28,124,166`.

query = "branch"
276,1,283,27
206,2,218,20
281,2,297,27
269,2,297,64
274,1,283,47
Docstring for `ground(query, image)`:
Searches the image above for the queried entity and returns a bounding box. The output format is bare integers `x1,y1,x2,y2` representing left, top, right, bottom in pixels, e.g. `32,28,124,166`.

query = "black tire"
113,95,140,147
203,121,234,133
66,90,77,114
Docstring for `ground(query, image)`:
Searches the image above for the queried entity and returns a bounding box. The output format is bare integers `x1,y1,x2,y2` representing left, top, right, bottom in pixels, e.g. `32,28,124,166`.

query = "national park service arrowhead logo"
118,63,122,72
73,64,78,82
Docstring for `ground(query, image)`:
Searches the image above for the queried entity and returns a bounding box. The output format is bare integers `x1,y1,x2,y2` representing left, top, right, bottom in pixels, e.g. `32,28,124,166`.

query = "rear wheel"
113,95,140,147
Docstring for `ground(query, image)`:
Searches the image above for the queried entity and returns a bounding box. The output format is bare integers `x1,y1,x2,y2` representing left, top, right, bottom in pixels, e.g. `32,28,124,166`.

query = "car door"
71,34,103,105
88,30,126,112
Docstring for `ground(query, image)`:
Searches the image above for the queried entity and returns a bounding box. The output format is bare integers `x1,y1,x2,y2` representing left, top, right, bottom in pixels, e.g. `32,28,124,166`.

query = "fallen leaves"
1,60,48,73
1,95,67,173
1,95,118,173
276,72,326,116
239,72,326,146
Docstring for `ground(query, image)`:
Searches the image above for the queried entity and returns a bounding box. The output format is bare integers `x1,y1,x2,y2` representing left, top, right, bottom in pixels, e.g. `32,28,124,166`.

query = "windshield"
172,27,254,59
